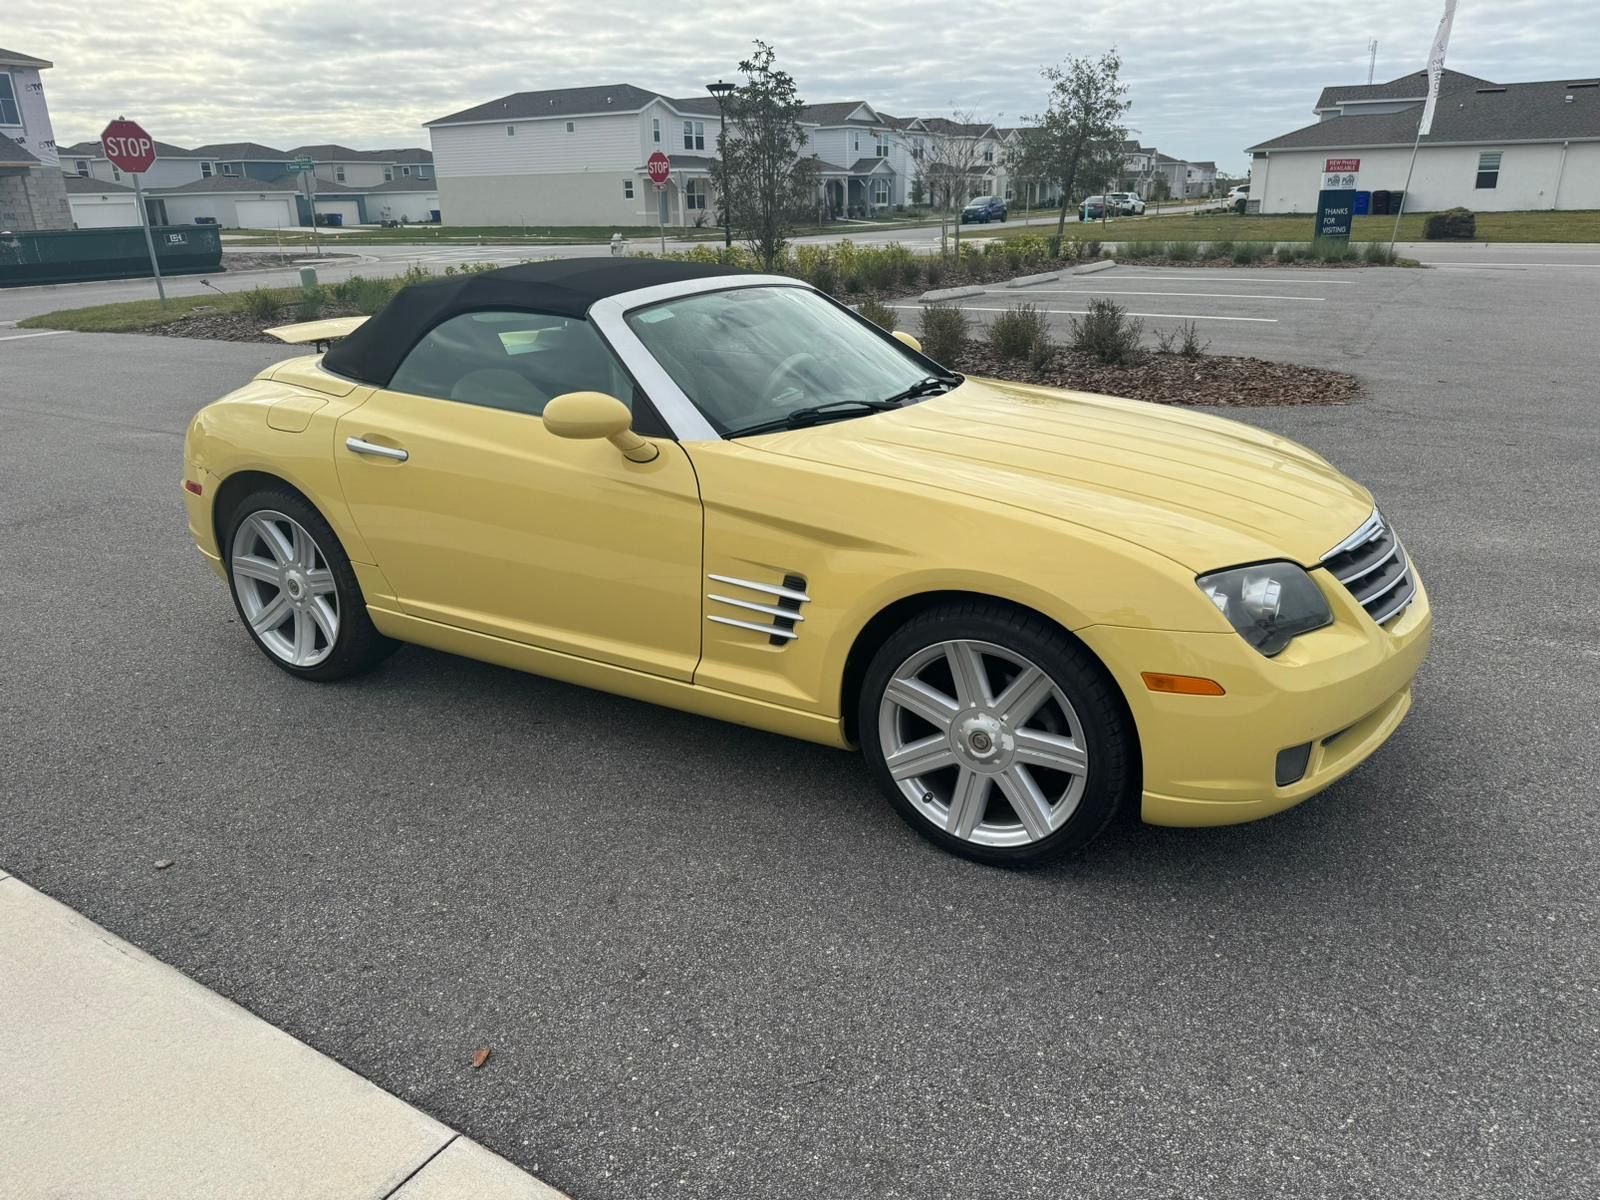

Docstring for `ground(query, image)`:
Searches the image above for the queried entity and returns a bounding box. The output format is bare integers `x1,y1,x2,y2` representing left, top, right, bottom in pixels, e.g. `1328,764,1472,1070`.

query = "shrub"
899,256,923,287
1122,240,1158,261
1083,240,1101,259
1012,234,1050,267
1028,333,1058,370
1424,207,1476,240
918,303,969,365
241,287,280,321
1362,241,1396,264
987,303,1051,360
1154,319,1210,359
1275,244,1296,263
1292,244,1314,261
1165,240,1195,262
841,271,863,294
1212,239,1235,260
1232,242,1264,265
1070,298,1144,366
923,257,946,288
855,296,897,330
333,275,395,314
295,285,325,322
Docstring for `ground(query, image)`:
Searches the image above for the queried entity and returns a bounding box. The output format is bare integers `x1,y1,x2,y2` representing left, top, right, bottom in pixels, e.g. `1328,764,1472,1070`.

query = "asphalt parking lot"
2,261,1597,1199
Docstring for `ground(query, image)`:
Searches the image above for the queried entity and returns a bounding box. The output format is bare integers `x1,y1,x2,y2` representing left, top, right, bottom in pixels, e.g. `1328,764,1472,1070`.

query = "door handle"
345,436,408,462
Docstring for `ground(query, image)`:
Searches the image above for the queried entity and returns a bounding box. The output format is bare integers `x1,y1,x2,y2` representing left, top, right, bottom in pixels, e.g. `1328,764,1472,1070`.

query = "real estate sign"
1315,157,1360,242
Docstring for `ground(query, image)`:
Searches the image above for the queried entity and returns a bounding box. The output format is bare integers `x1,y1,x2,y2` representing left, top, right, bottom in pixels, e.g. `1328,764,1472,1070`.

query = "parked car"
960,195,1008,223
1227,185,1250,203
183,258,1431,866
1107,192,1146,216
1079,195,1108,220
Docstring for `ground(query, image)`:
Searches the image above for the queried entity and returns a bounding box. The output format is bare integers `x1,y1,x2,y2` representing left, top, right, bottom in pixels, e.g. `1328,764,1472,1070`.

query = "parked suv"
1107,191,1146,215
960,195,1008,223
1079,195,1108,220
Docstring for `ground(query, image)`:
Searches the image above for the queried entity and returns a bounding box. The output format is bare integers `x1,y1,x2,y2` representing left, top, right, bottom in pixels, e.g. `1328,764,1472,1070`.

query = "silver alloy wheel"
878,639,1089,848
229,510,339,668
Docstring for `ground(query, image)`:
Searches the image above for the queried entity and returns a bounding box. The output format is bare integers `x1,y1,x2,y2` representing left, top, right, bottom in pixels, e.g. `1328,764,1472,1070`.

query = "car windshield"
625,285,942,437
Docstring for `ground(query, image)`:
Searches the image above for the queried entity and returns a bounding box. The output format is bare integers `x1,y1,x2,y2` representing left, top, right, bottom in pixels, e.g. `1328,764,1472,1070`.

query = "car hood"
745,378,1374,571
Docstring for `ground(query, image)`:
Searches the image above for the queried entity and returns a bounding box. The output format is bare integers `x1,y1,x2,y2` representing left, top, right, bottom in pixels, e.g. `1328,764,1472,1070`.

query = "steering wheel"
760,352,820,405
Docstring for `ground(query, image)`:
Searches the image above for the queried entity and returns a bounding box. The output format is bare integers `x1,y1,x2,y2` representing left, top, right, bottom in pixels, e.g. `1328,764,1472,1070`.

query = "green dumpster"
0,225,224,287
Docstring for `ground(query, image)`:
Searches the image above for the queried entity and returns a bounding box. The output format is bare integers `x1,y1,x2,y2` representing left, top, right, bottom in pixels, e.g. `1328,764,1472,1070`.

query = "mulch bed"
957,345,1359,407
151,304,367,344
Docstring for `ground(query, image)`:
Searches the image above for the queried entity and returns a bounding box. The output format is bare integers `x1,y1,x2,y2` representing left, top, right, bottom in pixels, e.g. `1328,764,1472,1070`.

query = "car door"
333,308,703,681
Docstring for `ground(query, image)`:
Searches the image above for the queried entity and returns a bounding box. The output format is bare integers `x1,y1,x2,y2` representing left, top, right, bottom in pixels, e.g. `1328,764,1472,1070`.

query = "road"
1,261,1597,1199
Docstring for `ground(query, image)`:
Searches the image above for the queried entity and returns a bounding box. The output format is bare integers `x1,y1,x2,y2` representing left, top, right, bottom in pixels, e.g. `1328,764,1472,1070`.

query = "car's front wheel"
224,486,397,681
859,601,1135,865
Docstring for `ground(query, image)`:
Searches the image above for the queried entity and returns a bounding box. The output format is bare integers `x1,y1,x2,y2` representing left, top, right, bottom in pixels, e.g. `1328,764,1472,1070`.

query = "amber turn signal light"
1141,672,1226,696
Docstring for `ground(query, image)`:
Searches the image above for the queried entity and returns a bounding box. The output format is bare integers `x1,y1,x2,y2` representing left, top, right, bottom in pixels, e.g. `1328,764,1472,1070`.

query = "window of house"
74,159,89,176
384,165,394,181
653,118,661,144
507,124,516,136
401,165,411,176
416,165,429,178
853,131,861,152
335,165,346,182
875,133,889,158
1475,151,1502,189
683,121,704,150
983,149,994,163
566,121,575,133
685,177,708,210
221,163,238,176
0,74,19,126
387,310,635,417
912,138,924,161
200,161,213,178
872,178,889,206
623,179,635,199
111,167,121,181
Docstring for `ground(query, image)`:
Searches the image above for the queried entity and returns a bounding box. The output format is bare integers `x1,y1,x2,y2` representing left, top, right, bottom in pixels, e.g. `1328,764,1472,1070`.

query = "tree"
921,110,988,261
719,41,818,270
1017,50,1131,238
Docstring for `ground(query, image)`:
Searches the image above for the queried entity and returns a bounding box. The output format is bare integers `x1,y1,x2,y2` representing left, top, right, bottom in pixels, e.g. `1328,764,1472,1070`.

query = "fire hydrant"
609,233,626,257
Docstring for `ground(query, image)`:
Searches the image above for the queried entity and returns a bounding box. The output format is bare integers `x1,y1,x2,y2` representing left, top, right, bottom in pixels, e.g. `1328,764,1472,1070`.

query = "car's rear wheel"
224,487,396,681
859,601,1135,865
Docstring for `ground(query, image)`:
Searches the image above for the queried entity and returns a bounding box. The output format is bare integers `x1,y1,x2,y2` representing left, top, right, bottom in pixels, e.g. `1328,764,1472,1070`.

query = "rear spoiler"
264,315,370,346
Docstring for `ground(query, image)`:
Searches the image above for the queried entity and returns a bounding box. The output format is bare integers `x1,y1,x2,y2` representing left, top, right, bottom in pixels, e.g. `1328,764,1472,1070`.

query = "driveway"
1,261,1596,1199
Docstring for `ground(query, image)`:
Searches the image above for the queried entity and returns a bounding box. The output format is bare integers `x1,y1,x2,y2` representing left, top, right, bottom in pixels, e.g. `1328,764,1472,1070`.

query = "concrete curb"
0,872,568,1200
918,285,986,303
1004,271,1062,289
1071,259,1118,275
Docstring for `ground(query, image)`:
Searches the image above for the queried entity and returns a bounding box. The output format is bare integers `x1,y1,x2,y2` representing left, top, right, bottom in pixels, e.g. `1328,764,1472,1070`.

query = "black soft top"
322,257,746,387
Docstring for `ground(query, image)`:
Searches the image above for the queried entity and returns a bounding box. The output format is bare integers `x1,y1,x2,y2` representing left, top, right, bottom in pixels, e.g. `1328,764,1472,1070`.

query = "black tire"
223,485,398,682
858,600,1136,866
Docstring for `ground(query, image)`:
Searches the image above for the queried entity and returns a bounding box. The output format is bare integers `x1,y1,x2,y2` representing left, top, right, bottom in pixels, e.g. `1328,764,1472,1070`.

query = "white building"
0,45,70,230
1247,69,1600,213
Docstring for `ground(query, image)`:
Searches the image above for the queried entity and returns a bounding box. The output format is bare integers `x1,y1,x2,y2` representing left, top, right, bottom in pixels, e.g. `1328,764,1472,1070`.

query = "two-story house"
0,46,70,230
426,84,735,228
798,101,901,217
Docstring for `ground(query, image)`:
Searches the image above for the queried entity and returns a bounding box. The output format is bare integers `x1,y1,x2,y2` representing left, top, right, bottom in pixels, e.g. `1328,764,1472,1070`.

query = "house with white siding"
1246,69,1600,213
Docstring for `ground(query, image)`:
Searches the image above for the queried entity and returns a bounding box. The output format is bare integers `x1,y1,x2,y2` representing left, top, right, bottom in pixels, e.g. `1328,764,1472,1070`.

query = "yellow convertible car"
182,259,1430,864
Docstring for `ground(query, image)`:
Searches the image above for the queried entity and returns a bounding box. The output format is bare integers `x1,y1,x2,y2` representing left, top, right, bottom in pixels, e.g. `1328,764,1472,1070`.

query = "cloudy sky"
12,0,1597,168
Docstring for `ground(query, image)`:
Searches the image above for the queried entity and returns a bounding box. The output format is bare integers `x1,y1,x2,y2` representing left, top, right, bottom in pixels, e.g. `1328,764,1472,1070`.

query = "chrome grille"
706,573,810,646
1321,510,1416,627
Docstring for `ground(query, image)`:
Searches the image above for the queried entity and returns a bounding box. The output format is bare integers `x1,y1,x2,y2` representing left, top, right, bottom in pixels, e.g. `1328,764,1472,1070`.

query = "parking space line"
1104,274,1359,285
991,289,1324,302
890,304,1278,324
0,330,72,343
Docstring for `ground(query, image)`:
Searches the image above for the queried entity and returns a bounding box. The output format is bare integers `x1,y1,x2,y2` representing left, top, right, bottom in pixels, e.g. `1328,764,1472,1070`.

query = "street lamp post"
706,79,736,249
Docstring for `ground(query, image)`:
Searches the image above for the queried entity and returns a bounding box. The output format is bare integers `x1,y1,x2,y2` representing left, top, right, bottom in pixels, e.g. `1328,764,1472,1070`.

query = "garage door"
235,199,295,230
69,198,140,228
315,199,362,227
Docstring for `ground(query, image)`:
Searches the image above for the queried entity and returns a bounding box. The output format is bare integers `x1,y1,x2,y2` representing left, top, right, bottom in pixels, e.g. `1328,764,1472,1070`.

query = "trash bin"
1354,191,1371,216
1371,190,1391,216
1388,189,1405,215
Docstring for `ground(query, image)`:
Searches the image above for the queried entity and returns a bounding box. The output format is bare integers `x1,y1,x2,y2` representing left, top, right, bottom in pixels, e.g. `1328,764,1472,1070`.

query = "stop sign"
101,118,157,174
646,151,671,187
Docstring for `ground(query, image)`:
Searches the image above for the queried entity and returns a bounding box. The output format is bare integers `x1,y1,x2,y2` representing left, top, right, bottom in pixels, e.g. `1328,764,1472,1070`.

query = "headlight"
1197,561,1332,657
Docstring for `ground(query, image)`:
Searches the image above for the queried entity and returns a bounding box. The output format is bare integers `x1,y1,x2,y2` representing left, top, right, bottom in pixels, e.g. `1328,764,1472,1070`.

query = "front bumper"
1077,570,1432,827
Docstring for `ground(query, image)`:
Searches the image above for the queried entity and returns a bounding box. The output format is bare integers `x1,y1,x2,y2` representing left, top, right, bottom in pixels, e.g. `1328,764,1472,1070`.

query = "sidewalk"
0,868,567,1200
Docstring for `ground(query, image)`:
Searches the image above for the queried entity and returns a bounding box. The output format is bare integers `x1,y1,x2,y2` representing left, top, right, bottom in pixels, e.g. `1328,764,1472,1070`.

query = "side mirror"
891,330,923,354
543,391,659,463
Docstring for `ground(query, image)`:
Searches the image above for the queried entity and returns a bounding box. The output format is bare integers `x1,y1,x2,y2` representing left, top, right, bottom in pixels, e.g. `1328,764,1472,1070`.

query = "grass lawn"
1026,209,1600,244
17,288,304,333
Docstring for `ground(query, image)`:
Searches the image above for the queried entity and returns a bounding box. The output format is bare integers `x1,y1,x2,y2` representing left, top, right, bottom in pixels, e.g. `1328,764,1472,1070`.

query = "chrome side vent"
1321,510,1416,628
706,573,811,646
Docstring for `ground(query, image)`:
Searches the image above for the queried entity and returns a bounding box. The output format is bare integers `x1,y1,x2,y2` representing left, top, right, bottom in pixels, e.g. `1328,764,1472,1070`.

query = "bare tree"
920,110,990,260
